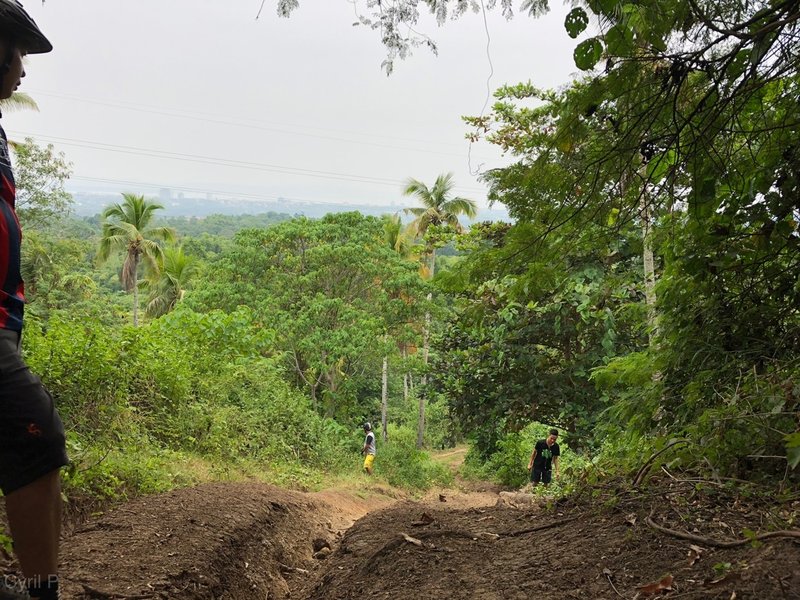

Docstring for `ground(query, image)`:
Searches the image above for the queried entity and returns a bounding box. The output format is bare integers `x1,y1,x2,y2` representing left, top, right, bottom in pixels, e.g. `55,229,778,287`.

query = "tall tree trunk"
381,355,388,443
132,253,140,327
310,383,318,414
640,191,657,343
402,346,409,405
324,368,337,419
417,248,435,449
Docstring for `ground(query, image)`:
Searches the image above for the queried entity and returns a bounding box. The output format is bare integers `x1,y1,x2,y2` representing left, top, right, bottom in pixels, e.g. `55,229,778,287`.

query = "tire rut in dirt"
61,482,339,599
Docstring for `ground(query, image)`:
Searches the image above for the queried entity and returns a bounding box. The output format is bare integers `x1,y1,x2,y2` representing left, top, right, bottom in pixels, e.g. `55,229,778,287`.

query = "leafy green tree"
145,246,197,318
433,218,646,456
97,194,175,326
382,213,415,259
20,232,96,322
9,138,72,228
455,1,800,475
188,212,428,419
403,173,476,447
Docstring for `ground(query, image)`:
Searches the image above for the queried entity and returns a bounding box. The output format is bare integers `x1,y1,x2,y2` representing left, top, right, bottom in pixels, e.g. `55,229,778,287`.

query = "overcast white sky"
7,1,580,209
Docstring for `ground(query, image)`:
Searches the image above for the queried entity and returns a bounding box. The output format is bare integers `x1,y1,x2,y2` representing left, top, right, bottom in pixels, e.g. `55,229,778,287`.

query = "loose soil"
2,467,799,599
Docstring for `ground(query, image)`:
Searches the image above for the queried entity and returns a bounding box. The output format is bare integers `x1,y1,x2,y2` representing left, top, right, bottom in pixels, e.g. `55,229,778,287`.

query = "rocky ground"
2,467,798,599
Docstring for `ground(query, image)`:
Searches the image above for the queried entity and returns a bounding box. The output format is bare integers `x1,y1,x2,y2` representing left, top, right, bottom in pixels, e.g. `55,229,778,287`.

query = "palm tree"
403,172,477,279
0,92,38,113
382,213,415,258
97,193,175,326
402,173,477,448
145,246,196,318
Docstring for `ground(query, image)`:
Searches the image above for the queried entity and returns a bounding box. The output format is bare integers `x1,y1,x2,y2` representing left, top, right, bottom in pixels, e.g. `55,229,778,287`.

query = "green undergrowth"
17,312,356,506
372,424,454,490
460,422,591,493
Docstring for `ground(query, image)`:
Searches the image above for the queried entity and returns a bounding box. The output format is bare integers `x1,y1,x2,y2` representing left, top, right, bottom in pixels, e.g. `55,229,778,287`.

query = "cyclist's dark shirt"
0,124,24,332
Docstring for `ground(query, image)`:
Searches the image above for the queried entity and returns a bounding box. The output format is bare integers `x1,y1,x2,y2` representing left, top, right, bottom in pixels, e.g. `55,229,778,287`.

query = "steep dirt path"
53,478,799,600
2,452,796,599
56,481,399,599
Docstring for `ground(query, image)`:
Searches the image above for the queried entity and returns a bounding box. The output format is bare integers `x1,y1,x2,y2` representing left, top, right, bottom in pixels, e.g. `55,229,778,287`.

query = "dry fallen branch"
362,529,499,572
503,516,580,537
633,439,691,487
401,532,425,547
278,562,310,575
603,568,625,598
645,516,800,548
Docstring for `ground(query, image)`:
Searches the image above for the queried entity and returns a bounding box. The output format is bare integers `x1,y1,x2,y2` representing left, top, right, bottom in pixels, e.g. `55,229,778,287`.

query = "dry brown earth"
3,476,789,599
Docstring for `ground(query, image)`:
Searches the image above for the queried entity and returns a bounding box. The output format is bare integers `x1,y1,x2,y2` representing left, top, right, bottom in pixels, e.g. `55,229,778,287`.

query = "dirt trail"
1,453,797,599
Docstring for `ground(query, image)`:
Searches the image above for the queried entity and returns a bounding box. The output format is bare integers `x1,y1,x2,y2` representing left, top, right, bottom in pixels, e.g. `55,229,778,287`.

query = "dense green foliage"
376,424,453,489
186,212,429,421
10,138,73,228
462,422,590,490
20,207,445,501
14,0,800,505
162,213,293,238
429,0,800,482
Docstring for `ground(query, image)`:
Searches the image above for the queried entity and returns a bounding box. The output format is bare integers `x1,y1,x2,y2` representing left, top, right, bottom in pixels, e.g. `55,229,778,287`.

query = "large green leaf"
604,23,633,55
565,8,589,39
574,37,604,71
787,433,800,470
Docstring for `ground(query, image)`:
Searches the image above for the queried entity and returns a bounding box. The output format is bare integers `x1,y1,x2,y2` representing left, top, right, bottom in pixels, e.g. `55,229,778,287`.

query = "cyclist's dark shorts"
0,329,68,494
531,467,552,484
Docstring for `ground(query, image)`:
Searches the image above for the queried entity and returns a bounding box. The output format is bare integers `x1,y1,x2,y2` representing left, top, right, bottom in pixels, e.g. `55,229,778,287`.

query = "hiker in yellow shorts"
361,422,376,475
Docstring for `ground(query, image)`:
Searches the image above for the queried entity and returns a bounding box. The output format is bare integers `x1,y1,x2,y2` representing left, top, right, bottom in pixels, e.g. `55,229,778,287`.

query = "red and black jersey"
0,123,24,332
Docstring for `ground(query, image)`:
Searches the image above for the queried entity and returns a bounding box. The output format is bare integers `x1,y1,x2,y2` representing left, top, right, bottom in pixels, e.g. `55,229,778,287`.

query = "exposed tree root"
633,439,690,487
502,516,581,537
362,515,581,573
645,516,800,548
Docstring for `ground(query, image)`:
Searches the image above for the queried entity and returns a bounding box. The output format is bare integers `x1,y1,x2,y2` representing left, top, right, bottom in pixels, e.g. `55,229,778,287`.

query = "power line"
15,130,488,195
26,88,494,161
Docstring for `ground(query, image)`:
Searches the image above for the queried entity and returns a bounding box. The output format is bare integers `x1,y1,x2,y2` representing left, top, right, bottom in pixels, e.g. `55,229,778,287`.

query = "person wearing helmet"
361,422,376,475
0,3,66,600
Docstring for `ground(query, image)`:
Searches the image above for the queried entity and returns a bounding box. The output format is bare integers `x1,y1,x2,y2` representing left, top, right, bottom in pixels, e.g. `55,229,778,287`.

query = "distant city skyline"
68,188,511,222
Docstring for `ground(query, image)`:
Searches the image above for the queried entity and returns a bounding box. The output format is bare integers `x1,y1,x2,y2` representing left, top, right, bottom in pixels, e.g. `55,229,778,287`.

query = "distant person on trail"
0,2,68,599
527,429,560,487
362,422,376,475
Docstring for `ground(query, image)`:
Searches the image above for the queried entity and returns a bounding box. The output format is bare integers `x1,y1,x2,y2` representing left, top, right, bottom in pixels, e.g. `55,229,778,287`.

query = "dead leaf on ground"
638,574,674,596
438,494,447,502
687,544,705,566
625,513,638,526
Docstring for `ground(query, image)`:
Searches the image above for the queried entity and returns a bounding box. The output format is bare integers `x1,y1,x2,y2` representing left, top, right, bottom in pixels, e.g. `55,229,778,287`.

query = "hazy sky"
8,1,580,209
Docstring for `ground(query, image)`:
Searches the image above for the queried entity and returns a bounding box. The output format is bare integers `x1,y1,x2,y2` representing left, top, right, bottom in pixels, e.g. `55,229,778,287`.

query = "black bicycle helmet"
0,0,51,54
